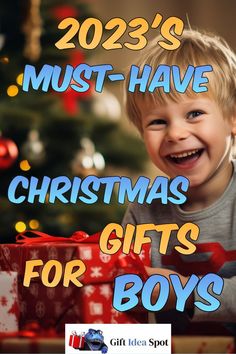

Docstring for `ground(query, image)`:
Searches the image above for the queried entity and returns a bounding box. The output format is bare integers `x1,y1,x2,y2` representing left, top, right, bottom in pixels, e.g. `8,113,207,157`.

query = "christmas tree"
0,0,147,242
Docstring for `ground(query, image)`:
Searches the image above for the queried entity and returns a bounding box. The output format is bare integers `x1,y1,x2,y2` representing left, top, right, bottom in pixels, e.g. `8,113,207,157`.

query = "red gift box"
79,282,146,324
0,230,150,329
78,249,151,323
69,331,85,349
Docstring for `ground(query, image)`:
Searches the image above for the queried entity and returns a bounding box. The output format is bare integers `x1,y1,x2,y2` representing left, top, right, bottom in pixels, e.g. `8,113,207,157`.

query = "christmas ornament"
71,137,105,176
0,137,18,169
92,90,121,120
52,5,78,20
22,0,42,61
0,56,9,64
61,81,92,115
60,51,93,115
21,129,45,165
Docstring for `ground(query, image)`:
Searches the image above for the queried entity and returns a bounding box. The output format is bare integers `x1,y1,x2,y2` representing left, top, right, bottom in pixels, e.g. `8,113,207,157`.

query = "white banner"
65,323,171,354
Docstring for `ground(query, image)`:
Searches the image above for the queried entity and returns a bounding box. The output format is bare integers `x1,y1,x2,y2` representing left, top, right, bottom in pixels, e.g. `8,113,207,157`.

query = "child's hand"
145,266,194,311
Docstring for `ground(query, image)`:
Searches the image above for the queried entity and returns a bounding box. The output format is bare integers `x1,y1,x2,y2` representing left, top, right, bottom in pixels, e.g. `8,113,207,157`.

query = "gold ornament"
22,0,42,62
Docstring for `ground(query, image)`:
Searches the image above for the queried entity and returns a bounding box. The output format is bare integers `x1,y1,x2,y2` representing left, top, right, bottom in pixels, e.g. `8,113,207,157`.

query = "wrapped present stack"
1,231,235,354
0,230,150,338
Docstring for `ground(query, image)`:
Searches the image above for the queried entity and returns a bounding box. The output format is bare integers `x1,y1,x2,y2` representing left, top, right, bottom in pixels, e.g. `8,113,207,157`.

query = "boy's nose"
165,123,189,143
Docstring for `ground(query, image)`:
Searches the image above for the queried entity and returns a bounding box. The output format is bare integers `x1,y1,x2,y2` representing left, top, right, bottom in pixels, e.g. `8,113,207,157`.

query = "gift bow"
115,250,149,281
16,230,101,244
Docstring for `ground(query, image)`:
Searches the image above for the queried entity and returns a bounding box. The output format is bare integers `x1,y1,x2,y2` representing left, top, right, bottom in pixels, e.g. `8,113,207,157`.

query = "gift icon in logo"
69,331,85,349
69,328,108,353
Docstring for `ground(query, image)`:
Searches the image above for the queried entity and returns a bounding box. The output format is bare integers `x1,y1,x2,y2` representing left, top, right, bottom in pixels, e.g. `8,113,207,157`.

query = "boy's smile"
141,96,236,198
165,148,204,168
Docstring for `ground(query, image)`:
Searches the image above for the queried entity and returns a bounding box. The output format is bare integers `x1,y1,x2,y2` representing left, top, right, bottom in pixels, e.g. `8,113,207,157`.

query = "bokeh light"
15,221,26,233
7,85,19,97
20,159,31,171
29,219,40,230
16,73,24,86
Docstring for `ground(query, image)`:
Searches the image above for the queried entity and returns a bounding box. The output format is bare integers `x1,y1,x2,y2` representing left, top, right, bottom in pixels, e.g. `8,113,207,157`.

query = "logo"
66,324,171,354
69,328,108,353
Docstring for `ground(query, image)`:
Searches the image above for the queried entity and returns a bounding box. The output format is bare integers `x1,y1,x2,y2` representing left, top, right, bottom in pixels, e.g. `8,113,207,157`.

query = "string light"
29,219,40,229
15,221,26,233
7,85,19,97
20,159,31,171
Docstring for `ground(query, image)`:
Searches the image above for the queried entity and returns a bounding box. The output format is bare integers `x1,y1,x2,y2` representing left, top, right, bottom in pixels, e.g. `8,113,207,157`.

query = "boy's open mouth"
167,148,204,165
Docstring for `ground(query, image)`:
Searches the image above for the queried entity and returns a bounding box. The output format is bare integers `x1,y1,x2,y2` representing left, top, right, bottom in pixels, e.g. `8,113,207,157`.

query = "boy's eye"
187,111,203,119
148,119,166,126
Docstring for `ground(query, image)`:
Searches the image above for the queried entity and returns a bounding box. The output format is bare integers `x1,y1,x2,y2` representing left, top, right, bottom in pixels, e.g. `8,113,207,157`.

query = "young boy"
122,29,236,335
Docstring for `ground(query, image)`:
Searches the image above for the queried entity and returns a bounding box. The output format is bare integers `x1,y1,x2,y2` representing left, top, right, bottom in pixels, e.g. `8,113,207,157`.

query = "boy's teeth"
170,149,199,158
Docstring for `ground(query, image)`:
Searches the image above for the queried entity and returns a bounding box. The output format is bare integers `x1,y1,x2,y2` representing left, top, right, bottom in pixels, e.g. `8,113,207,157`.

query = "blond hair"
126,29,236,133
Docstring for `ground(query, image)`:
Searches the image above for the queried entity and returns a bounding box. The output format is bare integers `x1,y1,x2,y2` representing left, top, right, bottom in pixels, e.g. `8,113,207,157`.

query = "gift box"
0,231,150,283
0,240,84,330
69,331,85,349
0,271,19,333
78,248,150,324
0,230,150,329
79,282,145,324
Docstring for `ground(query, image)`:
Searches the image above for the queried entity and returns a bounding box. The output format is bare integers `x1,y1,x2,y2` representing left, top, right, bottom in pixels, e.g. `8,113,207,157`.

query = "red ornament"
60,51,93,115
70,51,85,68
52,6,78,21
61,81,92,115
0,137,18,169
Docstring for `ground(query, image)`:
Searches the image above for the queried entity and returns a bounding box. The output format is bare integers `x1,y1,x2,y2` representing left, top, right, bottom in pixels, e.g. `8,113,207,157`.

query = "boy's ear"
231,112,236,135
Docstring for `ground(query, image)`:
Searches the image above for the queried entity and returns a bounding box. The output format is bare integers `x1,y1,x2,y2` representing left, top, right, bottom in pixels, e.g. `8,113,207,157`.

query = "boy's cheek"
143,136,159,155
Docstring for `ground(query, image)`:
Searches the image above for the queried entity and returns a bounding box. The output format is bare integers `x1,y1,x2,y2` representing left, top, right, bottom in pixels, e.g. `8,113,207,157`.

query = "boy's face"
140,95,236,187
